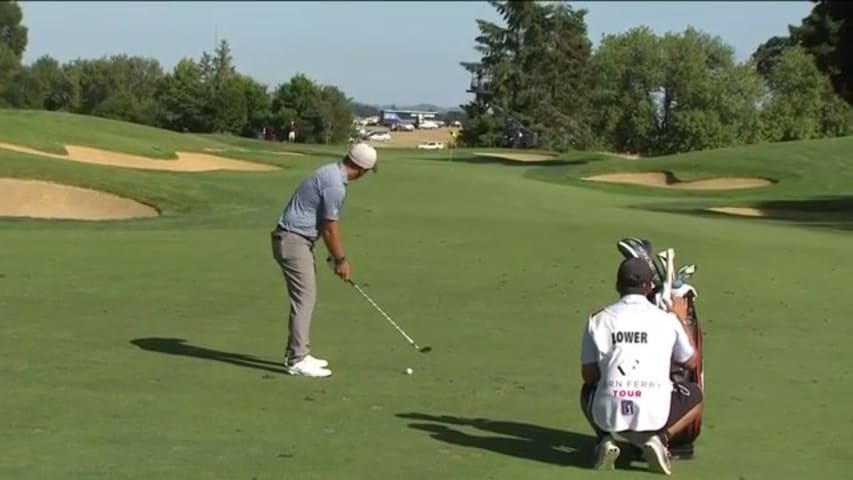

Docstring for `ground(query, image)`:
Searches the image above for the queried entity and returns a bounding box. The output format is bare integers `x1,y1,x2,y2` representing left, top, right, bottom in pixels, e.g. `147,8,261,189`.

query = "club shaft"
350,281,419,347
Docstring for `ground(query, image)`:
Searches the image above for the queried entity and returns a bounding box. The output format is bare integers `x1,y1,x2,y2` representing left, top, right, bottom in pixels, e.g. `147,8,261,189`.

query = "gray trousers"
271,229,317,366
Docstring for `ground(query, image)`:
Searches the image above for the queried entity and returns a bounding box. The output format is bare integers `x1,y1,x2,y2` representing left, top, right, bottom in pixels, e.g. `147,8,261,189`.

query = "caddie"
270,142,378,378
579,257,703,475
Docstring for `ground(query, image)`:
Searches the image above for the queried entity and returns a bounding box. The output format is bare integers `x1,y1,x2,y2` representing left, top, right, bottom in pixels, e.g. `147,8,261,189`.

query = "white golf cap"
347,143,378,171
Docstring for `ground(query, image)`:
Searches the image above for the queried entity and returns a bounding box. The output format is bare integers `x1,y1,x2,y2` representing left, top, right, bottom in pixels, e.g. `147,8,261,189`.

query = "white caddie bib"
584,295,689,432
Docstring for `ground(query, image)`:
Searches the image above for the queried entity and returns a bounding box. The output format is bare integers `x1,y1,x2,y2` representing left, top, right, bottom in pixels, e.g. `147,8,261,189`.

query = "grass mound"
0,109,224,158
537,136,853,197
0,142,278,172
474,152,555,162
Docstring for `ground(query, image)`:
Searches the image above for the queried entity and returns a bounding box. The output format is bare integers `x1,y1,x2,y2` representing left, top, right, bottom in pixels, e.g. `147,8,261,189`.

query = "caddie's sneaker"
286,357,332,378
642,435,672,475
304,354,329,368
593,436,620,470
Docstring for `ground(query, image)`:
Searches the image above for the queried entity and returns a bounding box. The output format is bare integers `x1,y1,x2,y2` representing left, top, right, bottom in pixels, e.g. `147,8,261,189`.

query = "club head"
419,346,432,353
678,264,696,280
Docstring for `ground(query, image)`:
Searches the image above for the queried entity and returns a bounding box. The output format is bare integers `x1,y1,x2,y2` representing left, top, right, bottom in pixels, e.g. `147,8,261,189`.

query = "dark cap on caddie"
617,257,654,293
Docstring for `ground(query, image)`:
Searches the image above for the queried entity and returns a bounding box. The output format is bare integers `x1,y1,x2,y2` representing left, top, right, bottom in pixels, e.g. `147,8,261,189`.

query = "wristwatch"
334,256,346,265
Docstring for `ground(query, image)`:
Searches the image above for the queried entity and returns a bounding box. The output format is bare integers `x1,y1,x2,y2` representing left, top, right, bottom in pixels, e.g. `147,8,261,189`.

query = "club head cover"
617,237,665,288
673,282,698,299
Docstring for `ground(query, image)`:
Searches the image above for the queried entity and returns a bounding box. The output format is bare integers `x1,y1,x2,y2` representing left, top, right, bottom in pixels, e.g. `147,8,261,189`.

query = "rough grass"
1,111,852,479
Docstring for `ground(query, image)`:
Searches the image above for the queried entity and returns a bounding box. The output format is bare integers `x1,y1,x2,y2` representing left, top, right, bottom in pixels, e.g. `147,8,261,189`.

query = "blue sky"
19,1,814,108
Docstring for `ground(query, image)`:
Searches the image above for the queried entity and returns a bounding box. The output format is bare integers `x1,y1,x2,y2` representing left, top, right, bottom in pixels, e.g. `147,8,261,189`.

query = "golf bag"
667,287,703,459
616,238,704,460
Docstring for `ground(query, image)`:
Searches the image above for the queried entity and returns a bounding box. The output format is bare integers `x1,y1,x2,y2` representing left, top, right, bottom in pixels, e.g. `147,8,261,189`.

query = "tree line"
0,1,354,144
1,0,850,154
459,0,852,155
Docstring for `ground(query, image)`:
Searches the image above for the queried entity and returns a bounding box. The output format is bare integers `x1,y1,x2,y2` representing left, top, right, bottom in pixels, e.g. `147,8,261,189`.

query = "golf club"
657,250,668,269
640,238,667,283
346,278,432,353
678,264,696,282
661,248,675,308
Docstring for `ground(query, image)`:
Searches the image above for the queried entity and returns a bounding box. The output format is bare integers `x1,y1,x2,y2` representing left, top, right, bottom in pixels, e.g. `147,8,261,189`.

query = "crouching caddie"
579,257,703,475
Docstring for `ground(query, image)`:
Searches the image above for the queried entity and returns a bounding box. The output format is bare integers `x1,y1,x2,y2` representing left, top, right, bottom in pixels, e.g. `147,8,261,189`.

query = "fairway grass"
2,111,852,479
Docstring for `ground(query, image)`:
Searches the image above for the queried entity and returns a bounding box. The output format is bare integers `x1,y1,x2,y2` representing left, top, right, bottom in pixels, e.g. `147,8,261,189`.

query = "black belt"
273,225,315,242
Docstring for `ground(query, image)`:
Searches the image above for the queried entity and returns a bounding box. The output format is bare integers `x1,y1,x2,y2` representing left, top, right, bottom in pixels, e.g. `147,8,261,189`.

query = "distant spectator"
288,121,297,144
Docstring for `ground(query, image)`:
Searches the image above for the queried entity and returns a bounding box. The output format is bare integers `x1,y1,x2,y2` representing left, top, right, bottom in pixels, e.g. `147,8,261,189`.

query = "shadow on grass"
395,412,643,470
130,337,286,375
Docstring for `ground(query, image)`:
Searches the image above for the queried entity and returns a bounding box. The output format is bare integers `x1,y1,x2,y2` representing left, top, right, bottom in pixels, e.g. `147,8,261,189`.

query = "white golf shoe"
304,354,329,368
642,435,672,475
286,357,332,378
593,436,621,470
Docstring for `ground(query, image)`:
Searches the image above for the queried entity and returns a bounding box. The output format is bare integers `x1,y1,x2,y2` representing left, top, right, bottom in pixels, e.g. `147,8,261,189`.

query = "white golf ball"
405,368,413,375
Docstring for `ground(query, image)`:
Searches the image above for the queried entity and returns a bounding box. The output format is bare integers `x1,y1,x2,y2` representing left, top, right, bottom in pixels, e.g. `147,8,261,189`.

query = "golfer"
579,257,703,475
271,143,378,378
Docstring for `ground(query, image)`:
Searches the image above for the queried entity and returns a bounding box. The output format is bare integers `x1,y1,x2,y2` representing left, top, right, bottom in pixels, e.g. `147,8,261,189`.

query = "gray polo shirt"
277,162,348,240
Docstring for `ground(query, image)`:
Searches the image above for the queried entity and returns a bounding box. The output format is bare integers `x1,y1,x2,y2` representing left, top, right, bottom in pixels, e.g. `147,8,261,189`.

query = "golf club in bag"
616,238,704,460
327,257,431,353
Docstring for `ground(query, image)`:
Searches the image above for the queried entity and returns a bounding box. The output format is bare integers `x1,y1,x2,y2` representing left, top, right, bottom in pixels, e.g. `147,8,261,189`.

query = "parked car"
417,120,440,129
391,122,415,132
417,141,445,150
365,130,391,142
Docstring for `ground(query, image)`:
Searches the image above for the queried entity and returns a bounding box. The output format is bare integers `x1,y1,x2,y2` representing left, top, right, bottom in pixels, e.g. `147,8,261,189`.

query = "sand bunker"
0,178,158,221
0,143,278,172
708,207,786,218
475,152,555,162
598,151,641,160
707,207,845,221
583,172,772,190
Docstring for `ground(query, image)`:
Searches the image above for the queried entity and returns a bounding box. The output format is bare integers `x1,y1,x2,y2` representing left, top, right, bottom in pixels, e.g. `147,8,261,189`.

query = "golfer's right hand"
335,260,351,281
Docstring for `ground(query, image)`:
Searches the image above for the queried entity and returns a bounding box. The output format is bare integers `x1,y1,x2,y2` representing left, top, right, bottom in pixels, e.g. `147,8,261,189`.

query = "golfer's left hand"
670,295,689,322
335,260,351,281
